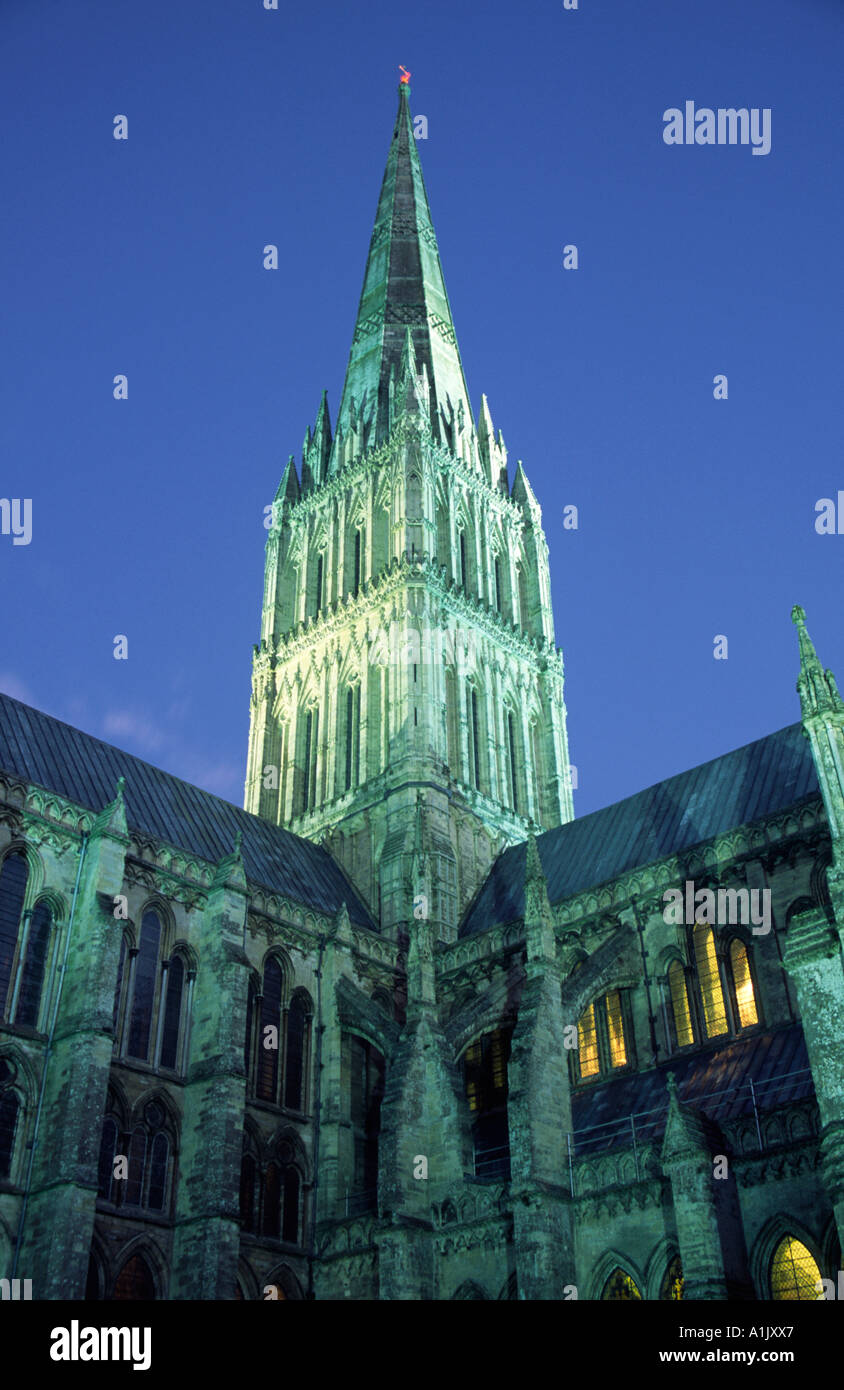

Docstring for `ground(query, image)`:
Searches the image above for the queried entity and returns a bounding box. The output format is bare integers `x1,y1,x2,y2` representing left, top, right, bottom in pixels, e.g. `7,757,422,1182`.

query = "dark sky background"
2,0,842,819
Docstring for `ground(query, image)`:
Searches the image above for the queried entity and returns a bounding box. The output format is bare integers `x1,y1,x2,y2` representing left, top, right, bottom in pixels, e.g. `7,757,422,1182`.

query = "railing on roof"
473,1144,511,1182
344,1188,377,1217
565,1065,815,1193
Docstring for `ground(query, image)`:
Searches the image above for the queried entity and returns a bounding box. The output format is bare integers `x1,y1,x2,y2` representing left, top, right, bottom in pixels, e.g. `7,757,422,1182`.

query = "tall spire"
792,605,844,720
333,79,473,459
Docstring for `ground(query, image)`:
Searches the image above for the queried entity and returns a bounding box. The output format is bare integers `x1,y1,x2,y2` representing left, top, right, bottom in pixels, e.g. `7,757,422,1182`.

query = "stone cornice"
245,905,400,980
20,785,94,839
0,775,386,951
443,795,827,968
0,771,30,811
575,1177,667,1221
733,1142,819,1188
434,1214,511,1256
257,552,557,681
438,922,527,980
554,795,826,932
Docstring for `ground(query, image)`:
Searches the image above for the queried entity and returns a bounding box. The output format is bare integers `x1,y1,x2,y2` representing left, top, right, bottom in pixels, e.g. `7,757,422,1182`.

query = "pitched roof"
460,723,820,936
334,82,472,450
0,692,377,930
571,1022,813,1157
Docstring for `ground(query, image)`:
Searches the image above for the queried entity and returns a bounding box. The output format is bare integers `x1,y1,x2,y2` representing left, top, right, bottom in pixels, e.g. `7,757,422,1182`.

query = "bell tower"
244,80,574,938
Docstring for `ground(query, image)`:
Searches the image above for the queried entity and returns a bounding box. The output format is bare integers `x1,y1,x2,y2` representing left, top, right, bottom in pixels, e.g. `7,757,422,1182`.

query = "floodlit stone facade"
1,86,843,1302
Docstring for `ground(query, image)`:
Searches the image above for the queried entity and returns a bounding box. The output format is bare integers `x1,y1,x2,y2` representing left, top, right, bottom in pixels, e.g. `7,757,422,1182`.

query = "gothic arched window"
158,955,185,1071
445,669,458,775
575,992,631,1081
353,529,363,597
106,1100,174,1213
0,1058,20,1180
85,1252,102,1301
577,1002,600,1079
240,1150,257,1233
97,1115,119,1201
770,1235,823,1300
659,1255,684,1300
693,924,728,1038
459,532,467,590
467,685,482,791
348,1033,385,1209
517,565,528,630
147,1132,169,1212
605,989,627,1067
284,991,311,1112
257,958,284,1104
463,1028,511,1180
244,976,258,1090
283,1166,300,1245
344,686,360,793
125,1126,147,1206
729,939,758,1029
530,721,544,822
112,934,128,1045
113,1253,156,1301
601,1268,642,1300
506,710,519,813
300,707,319,813
127,910,162,1061
407,471,422,521
493,555,502,612
263,1163,281,1239
14,898,52,1029
0,852,28,1018
314,551,324,618
668,959,694,1048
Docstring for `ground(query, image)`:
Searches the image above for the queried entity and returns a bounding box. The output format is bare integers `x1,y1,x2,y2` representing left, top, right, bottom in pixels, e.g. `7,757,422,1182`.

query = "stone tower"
244,81,574,939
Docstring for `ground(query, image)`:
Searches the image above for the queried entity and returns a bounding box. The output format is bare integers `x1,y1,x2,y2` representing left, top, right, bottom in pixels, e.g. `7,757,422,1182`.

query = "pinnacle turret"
792,605,844,721
302,391,332,492
791,605,844,852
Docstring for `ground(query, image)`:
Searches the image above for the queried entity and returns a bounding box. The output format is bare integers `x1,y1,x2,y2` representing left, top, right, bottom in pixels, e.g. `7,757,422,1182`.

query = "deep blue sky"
2,0,842,820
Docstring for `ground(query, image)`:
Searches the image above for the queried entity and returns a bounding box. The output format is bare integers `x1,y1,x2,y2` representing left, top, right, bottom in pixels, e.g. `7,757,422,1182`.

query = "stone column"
314,904,353,1226
782,906,844,1252
508,836,576,1299
660,1073,728,1299
375,879,470,1299
170,836,250,1298
17,785,129,1299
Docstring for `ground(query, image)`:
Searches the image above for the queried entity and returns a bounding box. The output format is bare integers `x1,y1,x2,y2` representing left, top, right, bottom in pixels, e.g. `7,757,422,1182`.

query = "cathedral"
1,81,843,1302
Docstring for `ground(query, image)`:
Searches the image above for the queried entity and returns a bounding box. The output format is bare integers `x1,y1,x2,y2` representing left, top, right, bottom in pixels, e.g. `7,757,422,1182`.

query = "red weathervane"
399,66,411,84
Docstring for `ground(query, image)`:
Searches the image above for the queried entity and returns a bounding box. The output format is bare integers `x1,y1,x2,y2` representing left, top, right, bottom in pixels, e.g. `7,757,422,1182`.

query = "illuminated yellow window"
605,990,627,1068
601,1268,642,1300
659,1255,684,1301
730,940,758,1028
693,925,728,1037
577,1003,599,1078
465,1040,481,1112
770,1236,823,1300
490,1029,507,1092
668,960,694,1048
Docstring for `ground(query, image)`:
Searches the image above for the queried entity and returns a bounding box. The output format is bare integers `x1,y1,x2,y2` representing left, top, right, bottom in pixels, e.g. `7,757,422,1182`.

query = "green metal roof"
460,723,820,937
0,692,377,930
